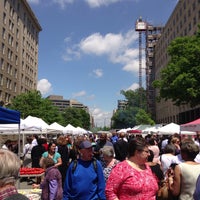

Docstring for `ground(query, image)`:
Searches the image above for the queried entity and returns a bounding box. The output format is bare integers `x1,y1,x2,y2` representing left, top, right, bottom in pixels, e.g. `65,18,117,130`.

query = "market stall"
18,168,45,189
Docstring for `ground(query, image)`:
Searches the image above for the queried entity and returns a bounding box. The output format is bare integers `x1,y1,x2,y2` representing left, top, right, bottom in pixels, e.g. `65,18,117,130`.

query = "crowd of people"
1,131,200,200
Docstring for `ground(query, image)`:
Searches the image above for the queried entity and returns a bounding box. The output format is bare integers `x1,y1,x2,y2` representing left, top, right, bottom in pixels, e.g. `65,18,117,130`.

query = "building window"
4,0,7,9
0,58,4,70
5,93,11,103
14,82,17,92
2,28,6,40
188,23,191,31
2,43,5,55
188,9,191,17
0,74,3,86
193,2,196,11
193,16,196,25
3,13,6,24
16,29,19,39
14,69,17,78
17,16,20,26
15,55,18,65
17,3,20,12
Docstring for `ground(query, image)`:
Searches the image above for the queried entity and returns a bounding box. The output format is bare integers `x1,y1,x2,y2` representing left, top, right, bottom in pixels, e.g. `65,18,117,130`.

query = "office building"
153,0,200,124
0,0,41,105
47,95,89,112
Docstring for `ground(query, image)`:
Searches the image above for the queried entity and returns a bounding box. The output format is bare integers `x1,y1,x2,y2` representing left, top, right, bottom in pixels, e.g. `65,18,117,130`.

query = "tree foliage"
111,89,154,129
8,90,62,124
61,107,90,130
8,90,90,128
135,109,155,125
112,107,138,129
153,27,200,107
121,88,147,110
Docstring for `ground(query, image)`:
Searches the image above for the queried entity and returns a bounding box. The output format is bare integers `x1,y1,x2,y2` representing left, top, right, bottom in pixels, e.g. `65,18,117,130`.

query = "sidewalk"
16,178,35,190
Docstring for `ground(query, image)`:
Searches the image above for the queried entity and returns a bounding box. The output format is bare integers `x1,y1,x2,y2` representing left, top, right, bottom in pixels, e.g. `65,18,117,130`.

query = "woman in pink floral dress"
105,137,159,200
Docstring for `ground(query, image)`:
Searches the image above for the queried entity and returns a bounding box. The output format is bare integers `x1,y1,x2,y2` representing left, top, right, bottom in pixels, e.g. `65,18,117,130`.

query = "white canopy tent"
63,124,77,135
158,122,196,135
22,115,49,131
158,123,180,135
48,122,65,133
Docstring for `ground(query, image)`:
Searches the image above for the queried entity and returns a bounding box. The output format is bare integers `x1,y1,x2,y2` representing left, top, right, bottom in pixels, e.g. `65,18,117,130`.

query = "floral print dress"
106,160,159,200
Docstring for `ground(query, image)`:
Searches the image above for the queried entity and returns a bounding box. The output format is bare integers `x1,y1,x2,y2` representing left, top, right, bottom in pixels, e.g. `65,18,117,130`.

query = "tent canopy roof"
0,107,20,124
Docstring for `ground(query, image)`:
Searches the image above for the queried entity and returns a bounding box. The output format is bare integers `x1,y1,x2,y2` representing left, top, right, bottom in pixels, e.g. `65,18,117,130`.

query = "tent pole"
18,123,21,157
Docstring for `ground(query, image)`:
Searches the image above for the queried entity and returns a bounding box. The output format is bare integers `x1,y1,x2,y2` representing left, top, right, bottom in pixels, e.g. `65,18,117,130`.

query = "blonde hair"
57,135,67,146
0,149,21,186
101,146,115,158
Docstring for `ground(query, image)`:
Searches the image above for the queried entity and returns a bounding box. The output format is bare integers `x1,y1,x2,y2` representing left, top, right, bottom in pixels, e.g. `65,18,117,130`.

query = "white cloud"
85,0,121,8
80,33,124,55
72,90,86,98
37,79,52,95
52,0,74,9
92,69,103,78
90,107,112,127
126,83,139,91
28,0,139,9
63,29,140,73
27,0,40,4
62,47,81,61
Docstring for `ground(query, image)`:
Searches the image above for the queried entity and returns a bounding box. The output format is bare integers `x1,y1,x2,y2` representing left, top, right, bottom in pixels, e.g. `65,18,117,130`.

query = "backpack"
72,158,97,173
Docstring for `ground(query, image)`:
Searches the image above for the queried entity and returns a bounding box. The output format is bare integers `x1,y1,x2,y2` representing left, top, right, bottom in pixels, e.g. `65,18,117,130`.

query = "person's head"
171,137,180,146
26,136,33,144
48,142,57,153
101,146,115,164
148,138,156,145
128,137,150,163
32,134,38,141
41,157,55,169
164,144,176,154
78,140,93,161
147,149,154,162
99,133,107,142
4,139,11,146
119,132,126,138
57,135,67,146
181,139,199,161
0,149,21,187
37,138,44,146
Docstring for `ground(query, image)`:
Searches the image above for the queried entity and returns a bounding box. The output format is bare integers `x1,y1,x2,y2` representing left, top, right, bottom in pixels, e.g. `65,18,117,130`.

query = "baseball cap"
79,141,92,149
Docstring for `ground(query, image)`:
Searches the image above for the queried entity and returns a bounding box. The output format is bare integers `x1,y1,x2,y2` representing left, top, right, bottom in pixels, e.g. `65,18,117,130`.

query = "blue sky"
27,0,178,127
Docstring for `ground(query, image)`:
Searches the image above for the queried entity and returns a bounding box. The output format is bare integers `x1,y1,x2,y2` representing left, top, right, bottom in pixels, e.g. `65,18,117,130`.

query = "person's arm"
96,161,106,200
105,164,122,200
55,156,62,167
49,180,58,200
194,175,200,200
63,163,73,200
39,156,44,168
168,164,181,197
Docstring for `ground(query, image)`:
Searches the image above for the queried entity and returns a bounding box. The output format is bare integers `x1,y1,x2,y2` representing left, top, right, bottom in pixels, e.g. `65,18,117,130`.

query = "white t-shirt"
160,154,176,176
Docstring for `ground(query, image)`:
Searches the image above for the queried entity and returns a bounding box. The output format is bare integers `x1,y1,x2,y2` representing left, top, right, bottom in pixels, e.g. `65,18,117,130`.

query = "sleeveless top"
179,162,200,200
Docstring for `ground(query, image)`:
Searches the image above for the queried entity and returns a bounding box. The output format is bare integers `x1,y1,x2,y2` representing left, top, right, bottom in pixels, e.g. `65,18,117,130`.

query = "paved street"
16,178,35,190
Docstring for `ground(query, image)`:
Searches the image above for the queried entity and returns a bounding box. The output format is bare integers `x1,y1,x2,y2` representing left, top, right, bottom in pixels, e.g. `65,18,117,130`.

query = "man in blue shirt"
63,140,106,200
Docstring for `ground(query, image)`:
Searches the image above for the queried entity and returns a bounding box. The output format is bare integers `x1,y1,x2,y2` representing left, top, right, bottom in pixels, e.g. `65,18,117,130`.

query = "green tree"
61,107,90,130
111,108,138,129
8,90,63,124
153,27,200,107
135,109,155,125
121,88,147,110
111,88,154,129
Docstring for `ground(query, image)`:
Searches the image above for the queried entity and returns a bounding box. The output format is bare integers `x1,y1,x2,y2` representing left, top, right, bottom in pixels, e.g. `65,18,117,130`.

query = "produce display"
20,168,44,175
